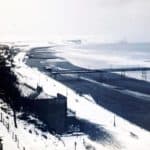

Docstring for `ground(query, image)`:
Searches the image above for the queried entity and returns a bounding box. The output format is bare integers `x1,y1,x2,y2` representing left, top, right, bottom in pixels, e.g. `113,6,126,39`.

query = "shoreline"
1,43,150,150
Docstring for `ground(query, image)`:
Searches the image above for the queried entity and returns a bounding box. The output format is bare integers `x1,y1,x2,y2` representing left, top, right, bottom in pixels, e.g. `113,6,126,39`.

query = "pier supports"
141,70,147,81
121,71,126,79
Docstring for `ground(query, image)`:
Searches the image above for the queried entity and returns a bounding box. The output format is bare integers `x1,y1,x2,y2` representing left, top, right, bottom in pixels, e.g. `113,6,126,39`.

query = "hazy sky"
0,0,150,42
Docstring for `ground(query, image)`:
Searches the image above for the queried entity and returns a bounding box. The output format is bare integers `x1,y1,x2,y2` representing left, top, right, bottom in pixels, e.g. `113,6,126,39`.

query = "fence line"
0,110,28,150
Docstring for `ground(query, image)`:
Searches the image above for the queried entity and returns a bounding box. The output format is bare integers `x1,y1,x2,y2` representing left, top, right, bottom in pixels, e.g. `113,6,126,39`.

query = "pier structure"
48,67,150,75
47,67,150,81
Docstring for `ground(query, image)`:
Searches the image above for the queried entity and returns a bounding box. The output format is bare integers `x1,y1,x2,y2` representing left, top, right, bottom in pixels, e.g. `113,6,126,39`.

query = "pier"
49,67,150,75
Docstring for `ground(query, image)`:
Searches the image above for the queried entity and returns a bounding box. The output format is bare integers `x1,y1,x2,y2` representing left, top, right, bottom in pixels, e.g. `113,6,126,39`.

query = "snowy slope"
6,43,150,150
0,113,18,150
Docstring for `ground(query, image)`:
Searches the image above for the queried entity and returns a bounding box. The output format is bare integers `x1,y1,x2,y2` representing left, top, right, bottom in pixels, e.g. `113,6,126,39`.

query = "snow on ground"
0,99,88,150
0,113,18,150
5,43,149,150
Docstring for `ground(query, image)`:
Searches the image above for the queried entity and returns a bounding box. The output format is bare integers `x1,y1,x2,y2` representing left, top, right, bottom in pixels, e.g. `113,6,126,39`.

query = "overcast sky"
0,0,150,42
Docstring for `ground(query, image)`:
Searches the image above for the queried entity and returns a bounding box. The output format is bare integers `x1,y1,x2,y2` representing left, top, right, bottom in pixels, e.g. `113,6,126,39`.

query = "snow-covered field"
1,41,150,150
